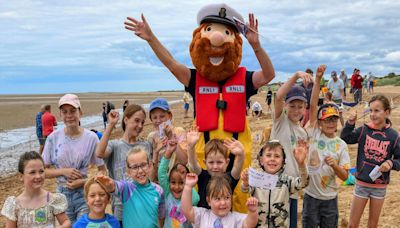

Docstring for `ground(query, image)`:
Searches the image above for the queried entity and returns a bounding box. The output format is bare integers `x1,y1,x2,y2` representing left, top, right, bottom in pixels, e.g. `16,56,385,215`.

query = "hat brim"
201,16,240,33
285,96,307,104
59,102,80,109
319,113,340,120
149,106,170,113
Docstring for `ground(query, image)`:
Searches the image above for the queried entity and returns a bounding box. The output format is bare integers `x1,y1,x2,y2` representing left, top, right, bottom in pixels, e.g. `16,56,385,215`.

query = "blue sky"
1,0,400,94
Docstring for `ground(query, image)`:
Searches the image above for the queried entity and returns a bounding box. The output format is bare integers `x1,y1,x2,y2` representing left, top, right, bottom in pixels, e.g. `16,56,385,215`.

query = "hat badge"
219,8,226,18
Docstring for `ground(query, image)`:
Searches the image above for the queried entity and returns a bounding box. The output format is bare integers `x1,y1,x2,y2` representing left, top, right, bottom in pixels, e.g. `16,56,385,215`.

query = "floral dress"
1,192,68,228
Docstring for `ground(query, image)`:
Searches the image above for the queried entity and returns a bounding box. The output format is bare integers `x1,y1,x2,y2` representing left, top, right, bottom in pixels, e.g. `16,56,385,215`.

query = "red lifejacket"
195,67,247,133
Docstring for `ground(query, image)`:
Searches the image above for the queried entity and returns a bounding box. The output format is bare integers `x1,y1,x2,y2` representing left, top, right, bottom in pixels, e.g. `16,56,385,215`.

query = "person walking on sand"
102,103,107,129
183,92,190,118
340,69,348,98
35,104,46,154
41,104,57,146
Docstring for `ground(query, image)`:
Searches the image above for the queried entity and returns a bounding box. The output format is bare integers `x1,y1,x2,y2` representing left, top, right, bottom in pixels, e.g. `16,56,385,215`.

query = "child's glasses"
128,162,149,173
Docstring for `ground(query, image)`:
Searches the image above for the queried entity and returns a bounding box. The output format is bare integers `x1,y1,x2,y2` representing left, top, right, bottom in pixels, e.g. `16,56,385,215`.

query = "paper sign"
248,167,278,190
369,165,382,181
159,120,172,138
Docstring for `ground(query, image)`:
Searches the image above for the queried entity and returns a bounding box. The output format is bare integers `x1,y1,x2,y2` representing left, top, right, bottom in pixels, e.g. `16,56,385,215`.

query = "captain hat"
197,3,244,33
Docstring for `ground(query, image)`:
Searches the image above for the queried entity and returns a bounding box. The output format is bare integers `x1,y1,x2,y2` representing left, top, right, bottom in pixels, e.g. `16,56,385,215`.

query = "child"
42,94,107,223
266,86,273,113
95,104,151,223
241,139,309,227
325,91,344,127
96,147,165,228
186,126,244,209
181,173,258,228
341,94,400,227
73,177,120,228
147,97,188,179
271,70,312,227
158,139,200,227
1,151,70,227
302,65,350,227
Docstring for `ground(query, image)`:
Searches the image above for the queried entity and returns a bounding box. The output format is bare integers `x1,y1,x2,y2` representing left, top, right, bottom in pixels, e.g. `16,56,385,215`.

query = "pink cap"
58,94,81,108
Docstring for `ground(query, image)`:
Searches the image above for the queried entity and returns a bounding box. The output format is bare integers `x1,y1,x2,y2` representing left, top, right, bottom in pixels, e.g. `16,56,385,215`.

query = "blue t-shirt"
114,180,165,228
73,213,120,228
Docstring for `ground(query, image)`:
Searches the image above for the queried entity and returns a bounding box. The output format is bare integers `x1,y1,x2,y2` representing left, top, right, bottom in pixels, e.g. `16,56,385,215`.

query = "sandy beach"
1,86,400,227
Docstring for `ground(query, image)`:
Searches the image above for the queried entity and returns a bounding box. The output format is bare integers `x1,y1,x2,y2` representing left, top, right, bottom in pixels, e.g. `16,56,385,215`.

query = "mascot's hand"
245,13,260,49
124,14,154,41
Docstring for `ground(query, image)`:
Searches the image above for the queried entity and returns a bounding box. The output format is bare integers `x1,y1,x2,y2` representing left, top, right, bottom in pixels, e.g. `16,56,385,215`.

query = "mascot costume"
125,3,275,212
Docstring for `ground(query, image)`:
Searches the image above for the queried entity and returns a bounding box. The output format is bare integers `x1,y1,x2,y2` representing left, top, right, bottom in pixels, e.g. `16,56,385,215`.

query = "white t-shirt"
252,101,262,112
327,79,344,100
42,128,104,184
305,127,350,200
193,207,247,228
271,111,308,199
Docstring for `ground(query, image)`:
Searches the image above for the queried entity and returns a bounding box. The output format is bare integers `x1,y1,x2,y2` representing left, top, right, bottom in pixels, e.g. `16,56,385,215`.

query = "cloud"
1,0,400,94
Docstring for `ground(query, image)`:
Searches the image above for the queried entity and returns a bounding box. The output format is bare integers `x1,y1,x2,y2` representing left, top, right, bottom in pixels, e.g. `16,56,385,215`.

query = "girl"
1,151,70,228
181,174,258,228
241,139,309,227
158,139,200,227
42,93,106,223
302,65,350,228
73,177,120,228
341,94,400,228
96,147,165,228
147,98,188,179
95,104,151,223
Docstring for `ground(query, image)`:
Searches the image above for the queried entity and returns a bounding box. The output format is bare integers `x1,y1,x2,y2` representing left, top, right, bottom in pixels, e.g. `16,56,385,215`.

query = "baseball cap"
149,98,170,113
285,85,307,103
58,94,81,109
318,104,340,120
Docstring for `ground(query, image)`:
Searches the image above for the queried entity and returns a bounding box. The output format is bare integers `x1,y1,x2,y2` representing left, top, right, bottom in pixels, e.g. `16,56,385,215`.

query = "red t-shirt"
351,74,363,89
42,112,57,137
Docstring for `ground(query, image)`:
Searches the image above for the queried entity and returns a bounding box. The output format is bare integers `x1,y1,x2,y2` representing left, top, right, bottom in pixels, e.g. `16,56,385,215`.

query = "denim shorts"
354,184,386,200
57,186,88,223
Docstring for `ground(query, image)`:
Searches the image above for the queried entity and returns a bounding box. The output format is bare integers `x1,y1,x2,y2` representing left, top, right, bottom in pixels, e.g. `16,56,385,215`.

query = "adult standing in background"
351,69,363,103
340,69,348,98
35,104,46,154
102,102,107,129
122,100,129,112
368,72,374,94
327,71,344,105
265,86,273,113
183,92,190,118
41,104,57,144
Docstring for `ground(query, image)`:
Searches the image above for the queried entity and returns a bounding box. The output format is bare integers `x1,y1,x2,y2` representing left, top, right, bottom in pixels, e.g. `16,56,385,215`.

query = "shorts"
57,186,88,223
184,103,189,110
267,98,272,105
38,137,46,146
354,184,386,200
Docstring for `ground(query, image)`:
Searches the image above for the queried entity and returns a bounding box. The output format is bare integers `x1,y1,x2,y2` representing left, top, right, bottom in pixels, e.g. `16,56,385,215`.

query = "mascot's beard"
190,37,242,82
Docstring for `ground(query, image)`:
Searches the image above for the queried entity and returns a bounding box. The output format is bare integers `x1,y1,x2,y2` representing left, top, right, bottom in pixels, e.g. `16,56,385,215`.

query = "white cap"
58,94,81,109
197,3,244,33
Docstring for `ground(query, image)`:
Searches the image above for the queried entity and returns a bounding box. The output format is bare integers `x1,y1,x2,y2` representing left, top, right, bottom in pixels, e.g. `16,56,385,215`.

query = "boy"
271,71,312,228
186,126,244,208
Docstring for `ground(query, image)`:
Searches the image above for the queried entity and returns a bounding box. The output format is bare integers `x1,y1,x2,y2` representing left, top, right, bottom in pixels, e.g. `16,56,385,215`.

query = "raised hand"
294,139,309,166
315,65,327,79
186,125,200,147
295,71,313,87
107,110,119,127
241,168,249,187
223,138,244,156
244,13,260,48
324,156,338,167
165,138,178,159
246,197,259,213
124,14,154,41
348,111,357,125
185,173,198,188
95,175,115,193
63,168,83,180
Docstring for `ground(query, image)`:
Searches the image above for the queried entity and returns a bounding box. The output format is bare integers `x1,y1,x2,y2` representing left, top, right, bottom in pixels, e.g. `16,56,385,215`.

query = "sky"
1,0,400,94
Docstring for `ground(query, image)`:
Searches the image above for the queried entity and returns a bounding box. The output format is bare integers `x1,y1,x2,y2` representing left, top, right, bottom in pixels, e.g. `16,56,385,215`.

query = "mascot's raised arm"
125,3,275,212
